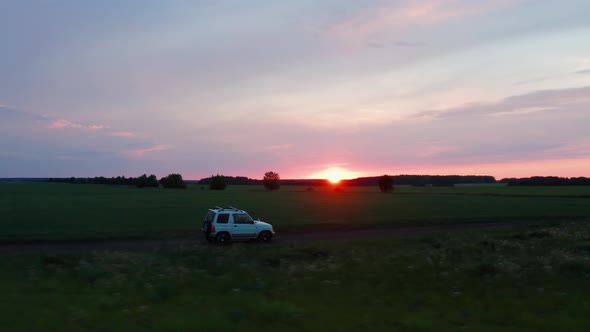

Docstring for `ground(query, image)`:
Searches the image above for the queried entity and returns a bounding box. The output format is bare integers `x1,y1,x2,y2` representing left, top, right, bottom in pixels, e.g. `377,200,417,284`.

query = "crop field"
1,183,590,240
1,221,590,331
2,183,590,331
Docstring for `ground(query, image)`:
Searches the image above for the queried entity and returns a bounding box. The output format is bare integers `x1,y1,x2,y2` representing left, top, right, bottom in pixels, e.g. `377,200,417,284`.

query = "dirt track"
1,219,581,255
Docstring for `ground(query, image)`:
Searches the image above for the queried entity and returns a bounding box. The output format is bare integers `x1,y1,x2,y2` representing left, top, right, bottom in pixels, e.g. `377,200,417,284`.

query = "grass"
1,221,590,331
2,183,590,240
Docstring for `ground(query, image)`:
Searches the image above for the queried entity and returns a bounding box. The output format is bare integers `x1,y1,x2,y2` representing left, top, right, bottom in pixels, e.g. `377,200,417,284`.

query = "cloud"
327,0,517,44
108,132,136,137
395,40,430,47
576,68,590,74
367,40,431,48
127,144,174,158
513,76,551,86
187,83,590,178
46,119,109,130
1,107,112,132
414,85,590,119
0,106,43,121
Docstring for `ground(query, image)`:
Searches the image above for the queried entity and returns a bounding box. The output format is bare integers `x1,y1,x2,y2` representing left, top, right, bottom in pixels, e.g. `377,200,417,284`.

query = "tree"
136,174,147,188
263,171,281,190
146,174,159,188
160,173,187,189
378,175,394,193
209,174,227,190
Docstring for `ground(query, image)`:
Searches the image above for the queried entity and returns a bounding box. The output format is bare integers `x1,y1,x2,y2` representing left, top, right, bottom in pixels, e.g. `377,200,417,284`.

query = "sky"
1,0,590,180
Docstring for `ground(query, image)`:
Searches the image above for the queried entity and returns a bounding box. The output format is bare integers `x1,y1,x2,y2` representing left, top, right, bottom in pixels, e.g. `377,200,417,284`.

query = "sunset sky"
1,0,590,180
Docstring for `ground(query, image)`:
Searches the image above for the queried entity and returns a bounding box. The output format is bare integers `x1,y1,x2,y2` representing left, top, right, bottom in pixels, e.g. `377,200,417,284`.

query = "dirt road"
0,219,581,254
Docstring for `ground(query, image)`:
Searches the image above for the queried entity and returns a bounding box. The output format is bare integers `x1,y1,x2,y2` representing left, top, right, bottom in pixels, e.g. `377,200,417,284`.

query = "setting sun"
310,166,365,184
327,172,342,184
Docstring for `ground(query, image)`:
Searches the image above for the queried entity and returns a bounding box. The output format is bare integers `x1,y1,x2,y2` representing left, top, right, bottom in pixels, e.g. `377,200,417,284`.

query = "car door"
230,213,257,239
215,213,230,233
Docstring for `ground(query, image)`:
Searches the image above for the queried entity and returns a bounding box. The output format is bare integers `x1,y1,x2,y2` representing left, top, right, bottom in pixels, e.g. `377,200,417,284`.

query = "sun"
326,172,342,184
309,166,364,184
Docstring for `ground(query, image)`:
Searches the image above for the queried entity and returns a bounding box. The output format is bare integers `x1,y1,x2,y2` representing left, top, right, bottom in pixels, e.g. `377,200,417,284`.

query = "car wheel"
258,231,272,243
215,232,230,245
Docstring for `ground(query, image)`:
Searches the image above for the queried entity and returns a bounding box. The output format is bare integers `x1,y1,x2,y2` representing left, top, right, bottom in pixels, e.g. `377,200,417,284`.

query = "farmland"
1,182,590,241
2,222,590,331
2,182,590,331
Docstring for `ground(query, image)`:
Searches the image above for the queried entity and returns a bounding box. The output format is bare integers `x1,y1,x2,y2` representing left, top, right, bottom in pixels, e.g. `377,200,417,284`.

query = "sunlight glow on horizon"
309,166,366,183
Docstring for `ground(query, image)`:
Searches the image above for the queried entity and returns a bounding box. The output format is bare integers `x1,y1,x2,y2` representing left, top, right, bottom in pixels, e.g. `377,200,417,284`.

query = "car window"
216,213,230,224
205,211,215,222
233,213,253,224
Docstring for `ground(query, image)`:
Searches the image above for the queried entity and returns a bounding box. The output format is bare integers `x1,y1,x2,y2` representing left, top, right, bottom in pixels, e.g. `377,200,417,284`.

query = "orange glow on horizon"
375,157,590,179
309,166,365,184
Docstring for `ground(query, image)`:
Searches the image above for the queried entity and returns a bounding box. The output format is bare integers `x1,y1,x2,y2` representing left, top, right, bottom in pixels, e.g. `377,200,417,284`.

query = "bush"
146,174,159,188
159,174,187,189
263,171,281,191
136,174,147,188
209,174,227,190
378,175,394,193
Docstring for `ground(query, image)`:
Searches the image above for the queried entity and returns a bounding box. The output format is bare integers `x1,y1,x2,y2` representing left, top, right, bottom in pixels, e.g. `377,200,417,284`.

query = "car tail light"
211,225,216,232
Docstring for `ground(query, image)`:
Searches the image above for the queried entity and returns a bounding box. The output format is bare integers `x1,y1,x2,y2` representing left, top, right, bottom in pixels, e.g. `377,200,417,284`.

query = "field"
2,183,590,331
1,183,590,241
1,222,590,331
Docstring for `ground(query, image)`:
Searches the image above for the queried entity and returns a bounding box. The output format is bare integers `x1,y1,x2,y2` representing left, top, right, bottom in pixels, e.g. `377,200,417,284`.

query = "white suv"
202,207,275,244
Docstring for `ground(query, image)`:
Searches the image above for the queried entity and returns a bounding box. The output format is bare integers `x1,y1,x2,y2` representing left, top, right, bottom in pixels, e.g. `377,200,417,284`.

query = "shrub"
146,174,159,188
263,171,281,191
159,174,187,189
209,174,227,190
378,175,394,193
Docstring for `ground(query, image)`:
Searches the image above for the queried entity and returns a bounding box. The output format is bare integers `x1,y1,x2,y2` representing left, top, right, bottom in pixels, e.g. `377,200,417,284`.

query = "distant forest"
500,176,590,186
197,175,497,187
2,175,589,187
197,175,590,187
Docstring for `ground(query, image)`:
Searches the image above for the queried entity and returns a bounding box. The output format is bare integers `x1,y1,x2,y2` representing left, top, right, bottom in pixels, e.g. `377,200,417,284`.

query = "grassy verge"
1,221,590,331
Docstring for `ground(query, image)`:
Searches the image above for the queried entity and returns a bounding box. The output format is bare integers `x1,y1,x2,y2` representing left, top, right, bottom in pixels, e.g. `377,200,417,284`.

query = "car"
202,206,275,244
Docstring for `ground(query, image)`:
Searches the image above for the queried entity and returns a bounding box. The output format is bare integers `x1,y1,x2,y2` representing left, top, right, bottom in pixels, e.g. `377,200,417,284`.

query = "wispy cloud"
46,119,109,130
414,85,590,119
576,68,590,74
395,40,430,47
514,76,551,86
108,132,136,137
127,144,174,157
327,0,517,44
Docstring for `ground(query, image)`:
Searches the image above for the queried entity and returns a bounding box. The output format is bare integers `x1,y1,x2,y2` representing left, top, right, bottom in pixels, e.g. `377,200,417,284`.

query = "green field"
2,183,590,240
3,183,590,331
2,222,590,331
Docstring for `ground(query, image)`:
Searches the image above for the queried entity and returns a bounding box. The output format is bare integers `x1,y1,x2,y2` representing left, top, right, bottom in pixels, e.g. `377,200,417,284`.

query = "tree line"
47,173,187,189
501,176,590,186
197,174,496,187
46,173,590,190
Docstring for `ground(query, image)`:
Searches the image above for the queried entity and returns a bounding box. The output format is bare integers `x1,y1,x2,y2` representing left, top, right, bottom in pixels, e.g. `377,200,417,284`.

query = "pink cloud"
127,144,174,157
328,0,517,44
46,119,109,130
108,132,136,137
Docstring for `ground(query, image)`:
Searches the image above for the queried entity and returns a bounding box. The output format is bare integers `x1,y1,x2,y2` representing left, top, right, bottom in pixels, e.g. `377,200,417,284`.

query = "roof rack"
211,206,243,211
